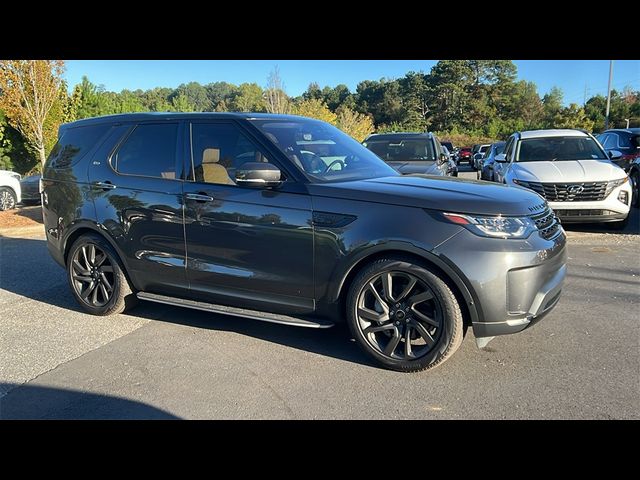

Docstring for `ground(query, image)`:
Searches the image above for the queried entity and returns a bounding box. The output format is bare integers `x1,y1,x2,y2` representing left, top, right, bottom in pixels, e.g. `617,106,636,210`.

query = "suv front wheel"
347,256,464,372
67,233,138,315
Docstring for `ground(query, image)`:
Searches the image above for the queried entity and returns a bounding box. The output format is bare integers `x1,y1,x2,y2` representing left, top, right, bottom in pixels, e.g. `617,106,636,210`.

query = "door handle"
185,193,214,202
93,181,117,190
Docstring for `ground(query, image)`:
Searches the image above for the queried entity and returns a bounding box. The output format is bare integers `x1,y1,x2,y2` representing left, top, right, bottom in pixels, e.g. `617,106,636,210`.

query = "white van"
493,129,632,229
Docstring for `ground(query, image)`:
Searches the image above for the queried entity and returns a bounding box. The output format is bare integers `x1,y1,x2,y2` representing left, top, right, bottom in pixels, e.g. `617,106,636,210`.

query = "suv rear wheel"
0,187,17,211
346,256,464,372
67,233,138,315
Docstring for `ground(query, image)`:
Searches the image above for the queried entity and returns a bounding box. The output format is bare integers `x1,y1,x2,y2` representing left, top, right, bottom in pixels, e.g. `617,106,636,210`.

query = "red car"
457,147,472,165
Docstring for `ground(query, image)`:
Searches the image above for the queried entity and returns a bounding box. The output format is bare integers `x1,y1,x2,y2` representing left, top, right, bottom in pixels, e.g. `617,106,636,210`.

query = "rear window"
114,123,178,179
47,124,110,168
364,138,437,161
619,133,639,149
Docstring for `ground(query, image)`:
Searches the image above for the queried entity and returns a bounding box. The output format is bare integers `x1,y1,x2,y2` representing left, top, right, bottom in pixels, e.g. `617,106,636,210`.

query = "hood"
308,175,545,216
511,160,626,182
386,161,443,176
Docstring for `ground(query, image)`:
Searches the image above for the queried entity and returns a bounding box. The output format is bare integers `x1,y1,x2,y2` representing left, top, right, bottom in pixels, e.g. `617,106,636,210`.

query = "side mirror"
608,150,623,160
495,153,507,163
438,153,448,165
235,162,282,187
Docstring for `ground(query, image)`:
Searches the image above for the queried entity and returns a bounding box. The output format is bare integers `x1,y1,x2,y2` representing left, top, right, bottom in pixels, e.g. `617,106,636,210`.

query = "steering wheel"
323,159,346,174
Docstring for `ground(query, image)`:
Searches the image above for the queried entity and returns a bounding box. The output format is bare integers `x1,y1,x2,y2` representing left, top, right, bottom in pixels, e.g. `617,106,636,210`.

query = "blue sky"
64,60,639,105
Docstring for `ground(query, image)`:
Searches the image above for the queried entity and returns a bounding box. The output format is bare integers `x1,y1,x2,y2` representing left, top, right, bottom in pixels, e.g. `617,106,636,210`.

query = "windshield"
516,136,608,162
250,118,398,182
363,138,437,162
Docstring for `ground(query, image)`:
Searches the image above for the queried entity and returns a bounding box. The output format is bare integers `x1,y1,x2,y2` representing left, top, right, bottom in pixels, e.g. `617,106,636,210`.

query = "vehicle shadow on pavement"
0,236,378,370
0,384,180,419
143,302,378,369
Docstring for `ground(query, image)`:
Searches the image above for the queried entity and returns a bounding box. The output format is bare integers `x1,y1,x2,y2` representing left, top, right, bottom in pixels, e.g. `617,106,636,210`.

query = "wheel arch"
332,243,482,327
63,223,140,290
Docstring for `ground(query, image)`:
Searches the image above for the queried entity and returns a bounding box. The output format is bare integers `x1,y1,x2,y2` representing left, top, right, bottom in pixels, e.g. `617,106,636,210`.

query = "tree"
0,112,13,170
552,103,594,130
230,83,265,112
292,98,337,124
171,82,210,111
170,92,195,112
335,107,374,141
264,66,290,114
541,86,564,128
0,60,65,165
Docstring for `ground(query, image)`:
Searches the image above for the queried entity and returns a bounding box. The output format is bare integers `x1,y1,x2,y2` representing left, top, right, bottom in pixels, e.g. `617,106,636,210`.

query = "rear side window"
47,125,110,168
114,123,178,179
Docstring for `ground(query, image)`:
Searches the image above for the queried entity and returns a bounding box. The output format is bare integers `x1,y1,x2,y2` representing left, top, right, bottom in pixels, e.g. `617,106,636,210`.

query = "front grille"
530,207,561,240
519,181,609,202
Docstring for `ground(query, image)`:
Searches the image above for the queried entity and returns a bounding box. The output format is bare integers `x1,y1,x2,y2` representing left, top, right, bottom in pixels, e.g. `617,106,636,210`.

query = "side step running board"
137,292,334,329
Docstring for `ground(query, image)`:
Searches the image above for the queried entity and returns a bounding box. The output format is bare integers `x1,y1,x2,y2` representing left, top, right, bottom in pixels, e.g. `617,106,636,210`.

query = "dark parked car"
596,128,640,171
457,147,472,165
20,174,42,204
362,132,450,176
478,142,506,181
42,113,567,372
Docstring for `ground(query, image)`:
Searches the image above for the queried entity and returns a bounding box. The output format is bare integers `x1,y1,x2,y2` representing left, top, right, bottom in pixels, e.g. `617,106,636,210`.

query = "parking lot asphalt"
1,169,638,419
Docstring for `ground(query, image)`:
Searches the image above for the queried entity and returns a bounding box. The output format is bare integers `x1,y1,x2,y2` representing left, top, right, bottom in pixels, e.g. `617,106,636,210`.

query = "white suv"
493,129,631,229
0,170,22,211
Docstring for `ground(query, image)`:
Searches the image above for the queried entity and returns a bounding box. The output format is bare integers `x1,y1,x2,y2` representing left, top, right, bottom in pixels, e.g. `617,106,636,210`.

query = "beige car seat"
202,148,234,185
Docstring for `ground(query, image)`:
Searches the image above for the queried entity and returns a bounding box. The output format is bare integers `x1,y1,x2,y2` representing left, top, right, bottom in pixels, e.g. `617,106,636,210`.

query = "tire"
606,215,629,231
346,256,464,373
67,233,138,315
630,170,639,209
0,187,17,211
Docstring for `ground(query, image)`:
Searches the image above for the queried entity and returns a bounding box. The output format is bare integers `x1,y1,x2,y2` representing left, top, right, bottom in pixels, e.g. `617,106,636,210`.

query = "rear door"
89,121,188,295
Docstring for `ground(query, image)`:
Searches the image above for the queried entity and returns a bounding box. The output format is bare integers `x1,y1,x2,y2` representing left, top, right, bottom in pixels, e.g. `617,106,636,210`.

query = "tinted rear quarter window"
114,123,178,179
47,124,111,168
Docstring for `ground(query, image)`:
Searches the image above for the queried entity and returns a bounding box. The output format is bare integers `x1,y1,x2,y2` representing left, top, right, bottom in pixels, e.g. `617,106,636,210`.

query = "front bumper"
434,227,567,339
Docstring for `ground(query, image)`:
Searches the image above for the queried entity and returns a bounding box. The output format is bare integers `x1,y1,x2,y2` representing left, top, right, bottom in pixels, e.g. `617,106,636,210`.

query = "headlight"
608,176,628,189
442,212,536,239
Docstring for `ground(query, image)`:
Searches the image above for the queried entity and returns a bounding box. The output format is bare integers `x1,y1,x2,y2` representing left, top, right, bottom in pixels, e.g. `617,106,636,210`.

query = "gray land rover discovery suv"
41,113,566,372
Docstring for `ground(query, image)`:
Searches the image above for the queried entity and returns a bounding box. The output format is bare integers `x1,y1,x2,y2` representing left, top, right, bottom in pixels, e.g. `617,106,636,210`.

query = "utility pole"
605,60,614,129
583,82,587,106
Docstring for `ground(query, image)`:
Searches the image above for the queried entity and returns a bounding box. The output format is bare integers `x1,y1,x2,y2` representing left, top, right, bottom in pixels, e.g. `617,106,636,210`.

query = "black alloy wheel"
347,257,464,372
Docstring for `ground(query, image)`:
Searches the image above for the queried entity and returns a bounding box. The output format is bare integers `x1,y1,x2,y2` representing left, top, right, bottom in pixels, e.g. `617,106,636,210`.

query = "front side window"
251,118,397,183
189,123,278,186
114,123,178,179
516,136,608,162
47,124,111,169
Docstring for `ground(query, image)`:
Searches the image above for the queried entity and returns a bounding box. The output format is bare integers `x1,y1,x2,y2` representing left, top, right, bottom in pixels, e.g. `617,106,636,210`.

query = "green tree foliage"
5,60,637,172
0,112,13,170
230,83,265,112
553,103,595,130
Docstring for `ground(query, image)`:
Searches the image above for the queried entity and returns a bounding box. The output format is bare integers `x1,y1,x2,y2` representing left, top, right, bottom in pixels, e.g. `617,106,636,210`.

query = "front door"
89,121,188,295
182,121,314,315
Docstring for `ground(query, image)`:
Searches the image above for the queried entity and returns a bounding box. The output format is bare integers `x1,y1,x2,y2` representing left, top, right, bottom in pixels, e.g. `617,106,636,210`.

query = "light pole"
605,60,613,129
625,119,630,129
